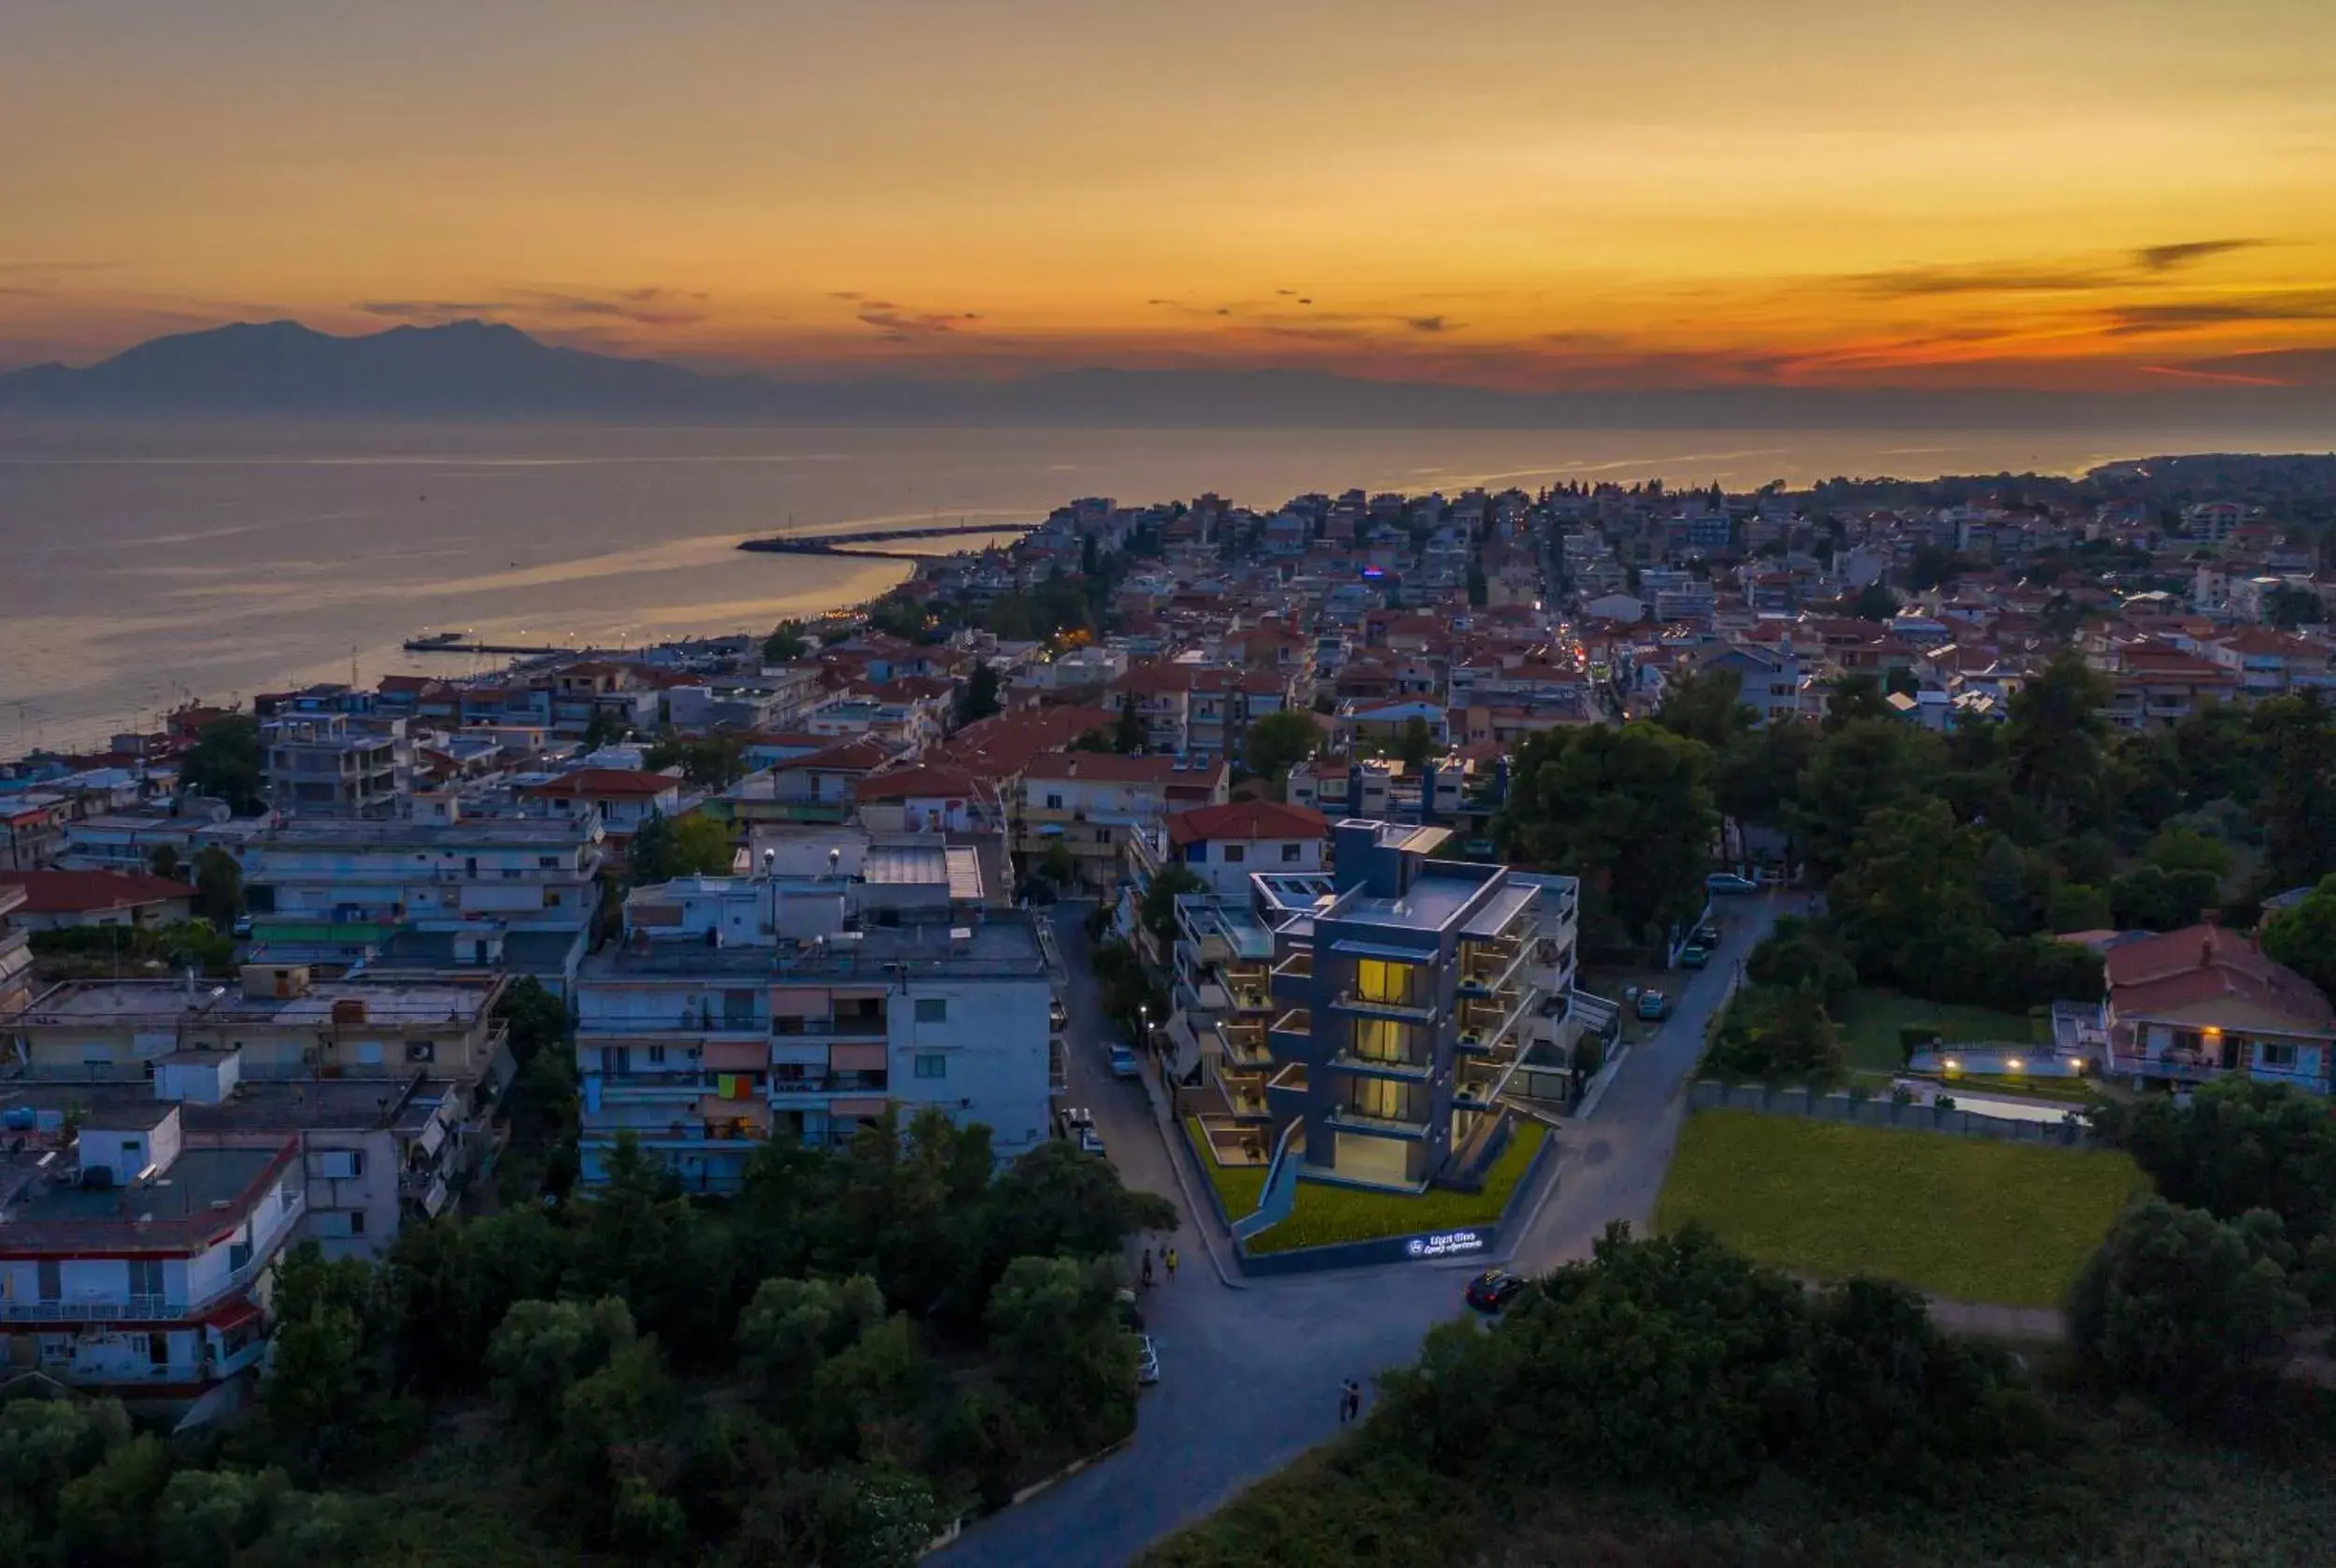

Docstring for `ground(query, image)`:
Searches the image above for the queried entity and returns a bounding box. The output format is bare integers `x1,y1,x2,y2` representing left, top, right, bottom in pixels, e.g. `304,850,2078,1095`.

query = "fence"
1687,1079,2094,1146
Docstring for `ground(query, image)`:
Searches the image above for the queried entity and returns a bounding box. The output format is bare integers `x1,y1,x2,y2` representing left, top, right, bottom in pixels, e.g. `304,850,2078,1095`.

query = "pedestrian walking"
1339,1376,1361,1423
1140,1248,1155,1288
1164,1247,1179,1281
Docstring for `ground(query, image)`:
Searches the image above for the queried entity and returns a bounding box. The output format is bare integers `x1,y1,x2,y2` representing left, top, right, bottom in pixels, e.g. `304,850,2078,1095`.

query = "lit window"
1355,958,1416,1005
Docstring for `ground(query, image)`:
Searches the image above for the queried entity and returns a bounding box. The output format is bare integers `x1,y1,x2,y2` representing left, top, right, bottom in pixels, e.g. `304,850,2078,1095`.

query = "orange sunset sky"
5,0,2333,391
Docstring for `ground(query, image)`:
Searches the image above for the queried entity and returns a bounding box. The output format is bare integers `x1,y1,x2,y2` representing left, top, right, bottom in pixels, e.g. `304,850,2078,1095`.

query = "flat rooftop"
251,817,595,848
0,1074,447,1135
2,1146,291,1253
584,912,1048,982
1338,871,1487,935
5,977,499,1030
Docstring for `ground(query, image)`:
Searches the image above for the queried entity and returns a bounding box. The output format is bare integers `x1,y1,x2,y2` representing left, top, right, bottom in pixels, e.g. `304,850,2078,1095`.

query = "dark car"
1464,1269,1526,1313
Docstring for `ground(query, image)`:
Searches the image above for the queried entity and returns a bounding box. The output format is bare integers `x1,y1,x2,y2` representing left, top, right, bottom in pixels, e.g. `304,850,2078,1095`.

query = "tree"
2091,1077,2336,1249
1040,839,1075,885
762,620,810,663
1713,717,1818,833
2108,862,2218,930
2069,1199,2306,1425
578,708,631,751
984,1255,1136,1448
1701,984,1846,1086
148,844,182,880
1745,918,1855,998
489,1296,640,1440
264,1243,393,1476
1906,543,1960,592
630,809,678,885
1242,709,1324,787
954,661,1003,729
1655,666,1754,754
1140,865,1205,950
2004,651,2115,839
2262,873,2336,997
1851,582,1900,622
646,734,748,789
1794,718,1931,876
1465,561,1488,608
190,847,244,928
2264,585,2322,630
1394,716,1437,770
180,715,264,813
1822,674,1896,731
673,813,736,877
1112,692,1143,754
2252,694,2336,884
734,1276,885,1409
2045,881,2114,934
1497,723,1717,948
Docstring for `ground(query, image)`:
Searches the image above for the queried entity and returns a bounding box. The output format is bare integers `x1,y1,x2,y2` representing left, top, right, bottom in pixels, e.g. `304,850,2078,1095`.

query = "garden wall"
1686,1080,2094,1145
1183,1119,1560,1277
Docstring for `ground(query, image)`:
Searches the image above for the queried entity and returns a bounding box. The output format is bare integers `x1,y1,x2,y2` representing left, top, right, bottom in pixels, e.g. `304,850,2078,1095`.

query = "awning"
831,1096,889,1117
830,1042,889,1072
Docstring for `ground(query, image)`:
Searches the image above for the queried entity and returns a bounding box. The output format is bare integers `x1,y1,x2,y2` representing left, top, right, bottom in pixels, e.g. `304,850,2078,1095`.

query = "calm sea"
3,418,2323,752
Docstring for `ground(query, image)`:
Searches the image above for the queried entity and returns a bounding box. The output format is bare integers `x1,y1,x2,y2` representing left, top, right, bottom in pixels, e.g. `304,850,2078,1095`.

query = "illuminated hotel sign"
1405,1229,1486,1260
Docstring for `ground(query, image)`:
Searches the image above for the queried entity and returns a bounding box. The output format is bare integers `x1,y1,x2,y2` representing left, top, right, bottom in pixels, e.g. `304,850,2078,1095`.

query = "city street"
938,892,1781,1568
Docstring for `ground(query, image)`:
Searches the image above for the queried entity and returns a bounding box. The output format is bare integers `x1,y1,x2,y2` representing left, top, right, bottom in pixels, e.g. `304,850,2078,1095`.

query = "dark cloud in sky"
2134,238,2265,271
1852,264,2118,297
1406,316,1450,333
2102,292,2336,335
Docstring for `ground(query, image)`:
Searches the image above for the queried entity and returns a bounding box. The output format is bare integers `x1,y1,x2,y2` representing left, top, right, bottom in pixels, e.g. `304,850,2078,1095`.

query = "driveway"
937,893,1782,1568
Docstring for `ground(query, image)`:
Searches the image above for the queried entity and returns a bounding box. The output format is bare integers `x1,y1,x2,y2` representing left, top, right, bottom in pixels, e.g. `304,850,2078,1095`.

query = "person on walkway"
1338,1377,1361,1423
1140,1248,1155,1288
1164,1247,1179,1281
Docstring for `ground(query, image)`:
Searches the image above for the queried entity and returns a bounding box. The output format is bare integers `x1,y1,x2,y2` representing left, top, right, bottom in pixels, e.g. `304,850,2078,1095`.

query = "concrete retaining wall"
1189,1120,1560,1277
1687,1079,2092,1145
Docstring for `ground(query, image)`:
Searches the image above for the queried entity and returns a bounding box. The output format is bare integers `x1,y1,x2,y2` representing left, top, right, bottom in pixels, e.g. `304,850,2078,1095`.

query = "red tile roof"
1022,753,1229,787
1164,800,1330,847
0,869,193,914
850,765,985,803
518,769,681,799
2105,924,2334,1033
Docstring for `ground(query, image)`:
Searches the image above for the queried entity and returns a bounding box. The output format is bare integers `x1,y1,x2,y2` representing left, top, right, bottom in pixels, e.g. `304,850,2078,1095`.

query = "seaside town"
6,450,2336,1561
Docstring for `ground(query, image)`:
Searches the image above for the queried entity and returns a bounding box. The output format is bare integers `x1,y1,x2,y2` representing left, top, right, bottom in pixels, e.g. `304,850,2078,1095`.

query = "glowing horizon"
5,0,2333,391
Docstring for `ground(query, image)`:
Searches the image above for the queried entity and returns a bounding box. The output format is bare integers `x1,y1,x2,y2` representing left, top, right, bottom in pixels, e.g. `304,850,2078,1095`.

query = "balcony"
1457,939,1529,999
1269,1007,1313,1052
1323,1104,1431,1140
772,1012,890,1039
1217,1021,1275,1069
1331,988,1438,1024
1326,1050,1433,1082
1458,986,1538,1056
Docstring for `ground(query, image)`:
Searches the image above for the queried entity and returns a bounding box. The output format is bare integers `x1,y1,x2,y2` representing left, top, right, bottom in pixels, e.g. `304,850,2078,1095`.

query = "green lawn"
1187,1119,1546,1256
1834,987,2042,1073
1654,1110,2149,1306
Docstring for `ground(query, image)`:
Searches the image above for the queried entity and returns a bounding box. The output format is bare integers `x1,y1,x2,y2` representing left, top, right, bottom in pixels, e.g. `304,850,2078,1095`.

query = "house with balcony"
575,836,1054,1192
1,1056,483,1260
0,883,31,1015
1246,820,1580,1191
237,805,603,993
1163,800,1331,896
515,768,687,846
264,713,408,820
1,967,508,1093
0,869,193,932
0,1102,304,1419
2104,924,2333,1094
1016,754,1229,891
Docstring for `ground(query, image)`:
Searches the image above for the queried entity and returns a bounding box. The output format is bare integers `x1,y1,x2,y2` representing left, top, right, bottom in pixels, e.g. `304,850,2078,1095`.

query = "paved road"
938,894,1782,1568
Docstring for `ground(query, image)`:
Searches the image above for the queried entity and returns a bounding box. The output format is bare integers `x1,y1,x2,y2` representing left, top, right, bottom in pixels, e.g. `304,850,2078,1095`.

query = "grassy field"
1187,1119,1545,1256
1654,1110,2149,1306
1834,986,2043,1072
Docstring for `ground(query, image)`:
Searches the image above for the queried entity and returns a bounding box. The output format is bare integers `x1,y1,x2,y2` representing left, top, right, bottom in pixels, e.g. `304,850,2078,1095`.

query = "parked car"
1464,1270,1527,1313
1706,872,1759,894
231,915,253,939
1135,1333,1161,1386
1636,990,1671,1020
1077,1125,1107,1157
1679,942,1712,969
1107,1043,1141,1078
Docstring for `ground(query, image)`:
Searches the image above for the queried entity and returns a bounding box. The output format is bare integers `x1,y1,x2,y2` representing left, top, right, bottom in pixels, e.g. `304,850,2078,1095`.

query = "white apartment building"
0,1101,305,1418
576,837,1057,1193
237,803,603,991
